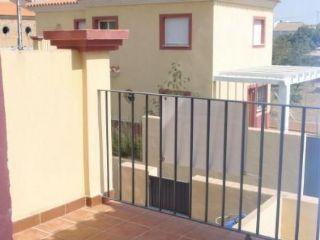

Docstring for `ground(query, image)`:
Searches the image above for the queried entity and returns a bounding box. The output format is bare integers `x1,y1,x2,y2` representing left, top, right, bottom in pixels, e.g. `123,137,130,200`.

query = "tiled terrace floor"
13,201,264,240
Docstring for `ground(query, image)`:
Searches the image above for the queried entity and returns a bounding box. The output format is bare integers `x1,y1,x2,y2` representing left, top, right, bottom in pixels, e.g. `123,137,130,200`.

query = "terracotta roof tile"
25,0,79,7
274,22,305,32
0,2,35,17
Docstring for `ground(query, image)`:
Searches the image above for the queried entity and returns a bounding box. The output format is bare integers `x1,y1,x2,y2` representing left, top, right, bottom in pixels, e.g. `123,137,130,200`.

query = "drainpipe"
16,0,23,50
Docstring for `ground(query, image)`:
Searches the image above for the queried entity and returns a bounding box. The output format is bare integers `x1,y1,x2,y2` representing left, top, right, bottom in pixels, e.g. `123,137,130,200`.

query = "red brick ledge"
43,29,129,52
12,194,113,233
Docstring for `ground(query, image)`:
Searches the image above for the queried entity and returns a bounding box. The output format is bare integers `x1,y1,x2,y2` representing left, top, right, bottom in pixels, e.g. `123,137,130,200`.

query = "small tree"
158,62,191,93
148,62,191,115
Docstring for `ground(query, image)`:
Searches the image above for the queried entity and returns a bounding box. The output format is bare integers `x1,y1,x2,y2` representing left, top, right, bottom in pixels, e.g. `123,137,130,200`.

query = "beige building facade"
27,0,277,107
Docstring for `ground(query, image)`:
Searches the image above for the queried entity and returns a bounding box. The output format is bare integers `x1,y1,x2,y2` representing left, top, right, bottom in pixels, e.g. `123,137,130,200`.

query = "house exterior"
0,0,35,48
26,0,276,101
274,21,304,37
26,0,320,130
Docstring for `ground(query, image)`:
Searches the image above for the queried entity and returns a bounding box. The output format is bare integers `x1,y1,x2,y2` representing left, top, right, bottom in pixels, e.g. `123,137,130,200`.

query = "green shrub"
112,124,142,161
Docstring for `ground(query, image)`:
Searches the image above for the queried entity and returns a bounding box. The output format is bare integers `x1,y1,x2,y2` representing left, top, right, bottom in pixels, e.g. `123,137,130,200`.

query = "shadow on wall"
0,57,13,239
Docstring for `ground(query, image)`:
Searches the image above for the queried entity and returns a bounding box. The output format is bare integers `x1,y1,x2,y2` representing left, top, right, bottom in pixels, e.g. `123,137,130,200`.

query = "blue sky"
275,0,320,24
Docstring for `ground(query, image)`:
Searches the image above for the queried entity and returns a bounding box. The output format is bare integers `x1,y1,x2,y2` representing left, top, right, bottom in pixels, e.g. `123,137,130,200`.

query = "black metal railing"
99,89,320,240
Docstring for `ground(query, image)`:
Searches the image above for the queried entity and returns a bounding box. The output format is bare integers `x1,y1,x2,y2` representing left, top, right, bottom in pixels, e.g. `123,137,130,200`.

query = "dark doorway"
149,176,189,216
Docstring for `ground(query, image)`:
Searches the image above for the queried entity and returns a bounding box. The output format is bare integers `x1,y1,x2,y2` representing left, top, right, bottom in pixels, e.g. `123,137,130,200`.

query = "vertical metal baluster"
159,95,163,211
221,101,228,227
118,93,122,201
145,94,149,207
205,99,211,222
131,93,135,205
238,102,247,231
275,106,286,240
256,104,266,235
105,91,110,198
189,98,194,218
294,107,306,240
173,97,178,214
317,196,320,240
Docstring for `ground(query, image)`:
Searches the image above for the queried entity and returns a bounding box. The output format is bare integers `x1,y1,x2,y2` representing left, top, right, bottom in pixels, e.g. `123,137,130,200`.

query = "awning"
214,65,320,85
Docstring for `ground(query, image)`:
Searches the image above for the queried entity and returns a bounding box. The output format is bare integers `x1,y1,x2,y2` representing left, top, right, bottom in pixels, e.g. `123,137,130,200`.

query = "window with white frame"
253,18,265,47
93,16,118,30
160,14,192,49
98,20,117,30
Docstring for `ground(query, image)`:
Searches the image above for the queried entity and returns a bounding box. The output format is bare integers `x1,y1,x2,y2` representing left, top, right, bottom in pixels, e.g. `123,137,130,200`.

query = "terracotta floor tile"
105,207,143,220
134,229,179,240
87,205,118,213
155,217,197,237
36,218,75,233
12,203,264,240
13,228,50,240
128,211,170,227
55,225,102,240
106,222,149,239
79,214,124,230
43,236,64,240
87,231,131,240
63,209,96,222
184,224,242,240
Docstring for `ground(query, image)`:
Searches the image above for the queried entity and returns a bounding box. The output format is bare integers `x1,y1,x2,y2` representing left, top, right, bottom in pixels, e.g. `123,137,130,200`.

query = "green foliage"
271,83,303,105
273,25,320,66
148,62,192,115
158,62,191,91
290,84,303,104
112,125,141,161
272,25,320,104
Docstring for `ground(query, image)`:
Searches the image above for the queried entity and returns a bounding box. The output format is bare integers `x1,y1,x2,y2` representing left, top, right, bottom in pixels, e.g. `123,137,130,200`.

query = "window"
92,16,118,29
74,19,86,30
160,14,192,50
253,17,266,47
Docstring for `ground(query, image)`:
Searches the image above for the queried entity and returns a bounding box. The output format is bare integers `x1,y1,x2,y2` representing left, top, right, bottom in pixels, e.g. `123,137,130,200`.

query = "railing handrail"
98,89,320,110
99,89,320,240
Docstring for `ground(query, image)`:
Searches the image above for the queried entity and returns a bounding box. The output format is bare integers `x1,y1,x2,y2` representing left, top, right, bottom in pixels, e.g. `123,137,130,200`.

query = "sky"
275,0,320,24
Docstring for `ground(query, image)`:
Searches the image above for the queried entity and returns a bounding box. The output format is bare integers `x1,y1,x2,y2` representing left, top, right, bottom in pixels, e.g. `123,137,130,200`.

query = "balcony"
13,200,265,240
0,24,319,240
99,90,319,240
6,88,320,240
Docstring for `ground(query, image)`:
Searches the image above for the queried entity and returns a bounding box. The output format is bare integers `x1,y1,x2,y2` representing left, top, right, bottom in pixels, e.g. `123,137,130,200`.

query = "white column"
278,82,291,130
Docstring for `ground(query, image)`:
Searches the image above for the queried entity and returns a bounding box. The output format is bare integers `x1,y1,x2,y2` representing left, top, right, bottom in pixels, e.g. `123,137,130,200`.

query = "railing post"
238,102,247,231
294,107,307,240
275,105,286,240
205,99,211,223
145,95,149,207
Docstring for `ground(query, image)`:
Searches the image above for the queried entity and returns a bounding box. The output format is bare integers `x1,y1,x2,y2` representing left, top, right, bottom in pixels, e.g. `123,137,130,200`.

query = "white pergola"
214,65,320,129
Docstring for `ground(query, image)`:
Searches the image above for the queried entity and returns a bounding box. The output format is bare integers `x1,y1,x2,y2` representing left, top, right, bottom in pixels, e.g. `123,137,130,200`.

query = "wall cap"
43,29,129,52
